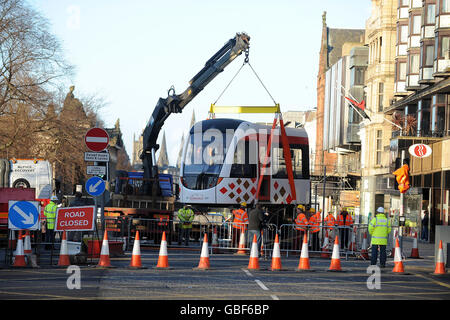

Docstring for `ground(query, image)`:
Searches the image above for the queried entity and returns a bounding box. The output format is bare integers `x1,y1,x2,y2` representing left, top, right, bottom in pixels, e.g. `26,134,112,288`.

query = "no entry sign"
85,128,109,152
55,206,95,231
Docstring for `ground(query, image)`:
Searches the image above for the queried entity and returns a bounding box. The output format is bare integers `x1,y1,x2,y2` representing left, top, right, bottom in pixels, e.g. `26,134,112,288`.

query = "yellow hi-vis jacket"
368,213,391,245
178,207,194,229
44,201,58,230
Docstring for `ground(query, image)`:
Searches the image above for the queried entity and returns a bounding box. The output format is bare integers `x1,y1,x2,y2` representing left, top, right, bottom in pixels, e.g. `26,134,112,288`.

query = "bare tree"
0,0,73,152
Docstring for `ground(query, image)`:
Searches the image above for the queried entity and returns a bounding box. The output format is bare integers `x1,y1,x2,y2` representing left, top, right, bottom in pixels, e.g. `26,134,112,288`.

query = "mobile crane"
105,33,250,244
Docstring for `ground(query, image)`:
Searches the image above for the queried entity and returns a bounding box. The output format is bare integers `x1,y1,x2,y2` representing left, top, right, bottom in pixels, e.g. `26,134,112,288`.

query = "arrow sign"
85,176,106,197
8,201,40,230
85,128,109,152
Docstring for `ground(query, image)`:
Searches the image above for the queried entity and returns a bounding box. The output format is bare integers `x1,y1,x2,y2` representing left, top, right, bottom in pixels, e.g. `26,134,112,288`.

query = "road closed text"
55,206,95,231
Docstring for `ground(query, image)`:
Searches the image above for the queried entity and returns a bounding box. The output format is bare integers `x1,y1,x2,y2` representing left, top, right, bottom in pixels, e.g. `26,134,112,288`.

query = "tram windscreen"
182,119,243,190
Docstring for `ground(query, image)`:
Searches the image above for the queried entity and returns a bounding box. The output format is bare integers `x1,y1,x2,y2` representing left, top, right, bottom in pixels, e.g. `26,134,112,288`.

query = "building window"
443,0,450,13
441,36,450,58
399,25,408,44
378,82,384,112
426,4,436,24
425,45,434,66
410,54,420,73
411,15,421,35
351,67,365,85
376,130,382,165
399,62,407,80
431,94,446,136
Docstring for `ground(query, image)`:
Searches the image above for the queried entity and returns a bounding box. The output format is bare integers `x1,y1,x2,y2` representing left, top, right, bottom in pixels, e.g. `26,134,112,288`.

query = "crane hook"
168,85,176,97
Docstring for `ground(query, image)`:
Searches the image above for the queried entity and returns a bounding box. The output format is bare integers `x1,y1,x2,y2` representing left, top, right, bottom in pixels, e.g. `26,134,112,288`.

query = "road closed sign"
55,206,95,231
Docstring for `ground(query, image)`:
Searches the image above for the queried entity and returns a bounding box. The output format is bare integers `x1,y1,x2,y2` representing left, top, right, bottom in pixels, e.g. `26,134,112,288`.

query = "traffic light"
393,163,410,193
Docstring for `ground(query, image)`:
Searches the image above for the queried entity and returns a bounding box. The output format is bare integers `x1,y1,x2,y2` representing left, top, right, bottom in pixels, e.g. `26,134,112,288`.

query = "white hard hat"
376,207,384,213
50,195,58,201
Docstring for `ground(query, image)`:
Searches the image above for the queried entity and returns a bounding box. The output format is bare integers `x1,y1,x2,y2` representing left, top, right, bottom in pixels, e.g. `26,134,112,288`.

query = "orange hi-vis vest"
324,214,336,229
294,213,308,231
337,213,353,226
232,209,248,230
309,212,321,233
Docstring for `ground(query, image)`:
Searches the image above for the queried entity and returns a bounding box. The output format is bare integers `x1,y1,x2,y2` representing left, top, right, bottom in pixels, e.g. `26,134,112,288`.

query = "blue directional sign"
8,201,40,230
86,176,106,197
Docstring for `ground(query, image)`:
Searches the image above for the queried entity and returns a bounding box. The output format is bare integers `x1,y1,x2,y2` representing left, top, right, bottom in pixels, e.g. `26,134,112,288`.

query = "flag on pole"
344,96,371,121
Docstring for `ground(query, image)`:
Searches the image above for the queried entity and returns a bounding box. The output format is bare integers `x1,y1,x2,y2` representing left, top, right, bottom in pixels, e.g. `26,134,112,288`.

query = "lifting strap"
255,113,297,204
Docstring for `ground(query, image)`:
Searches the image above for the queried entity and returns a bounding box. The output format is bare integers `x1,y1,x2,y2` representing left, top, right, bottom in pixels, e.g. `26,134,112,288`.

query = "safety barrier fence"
2,216,417,265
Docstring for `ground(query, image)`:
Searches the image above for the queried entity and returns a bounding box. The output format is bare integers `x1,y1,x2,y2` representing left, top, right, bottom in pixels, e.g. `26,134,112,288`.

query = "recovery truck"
103,33,251,244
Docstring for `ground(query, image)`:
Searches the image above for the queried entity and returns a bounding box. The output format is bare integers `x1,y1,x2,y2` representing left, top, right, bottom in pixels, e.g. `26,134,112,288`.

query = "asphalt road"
0,247,449,302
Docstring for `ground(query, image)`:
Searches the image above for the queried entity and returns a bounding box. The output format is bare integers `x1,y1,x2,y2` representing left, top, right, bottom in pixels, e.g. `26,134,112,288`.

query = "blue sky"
30,1,372,166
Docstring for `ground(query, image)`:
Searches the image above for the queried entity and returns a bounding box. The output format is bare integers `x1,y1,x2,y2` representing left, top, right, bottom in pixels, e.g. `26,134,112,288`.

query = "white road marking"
255,279,269,291
242,268,253,277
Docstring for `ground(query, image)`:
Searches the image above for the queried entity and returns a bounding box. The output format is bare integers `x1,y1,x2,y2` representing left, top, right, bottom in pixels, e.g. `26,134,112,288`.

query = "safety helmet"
240,202,247,208
376,207,384,214
50,195,58,201
309,208,315,213
297,204,305,211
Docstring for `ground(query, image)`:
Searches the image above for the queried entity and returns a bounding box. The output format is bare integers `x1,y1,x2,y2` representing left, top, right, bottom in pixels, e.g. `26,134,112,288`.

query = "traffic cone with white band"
13,231,27,267
409,232,421,259
156,231,170,269
129,231,145,268
328,235,343,271
236,229,247,255
211,226,220,254
97,230,113,268
359,231,369,260
24,230,32,255
247,234,260,270
433,240,446,275
270,234,283,271
321,230,331,258
194,233,211,270
392,238,405,273
297,233,311,271
58,231,70,267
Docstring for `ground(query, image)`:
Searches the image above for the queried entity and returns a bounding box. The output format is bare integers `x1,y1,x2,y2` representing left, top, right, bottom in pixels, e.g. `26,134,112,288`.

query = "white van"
8,159,53,199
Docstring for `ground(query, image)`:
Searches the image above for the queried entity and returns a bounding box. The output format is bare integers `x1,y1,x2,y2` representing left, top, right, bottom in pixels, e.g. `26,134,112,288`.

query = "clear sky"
30,0,372,166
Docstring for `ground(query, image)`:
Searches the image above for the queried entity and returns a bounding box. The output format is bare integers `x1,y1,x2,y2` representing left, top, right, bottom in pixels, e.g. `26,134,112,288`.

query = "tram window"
230,139,257,178
272,144,304,179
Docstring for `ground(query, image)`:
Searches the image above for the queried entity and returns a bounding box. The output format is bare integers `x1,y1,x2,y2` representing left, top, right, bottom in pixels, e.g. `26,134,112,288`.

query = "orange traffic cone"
270,234,283,271
58,231,71,267
247,234,260,270
321,230,331,258
8,230,16,250
359,232,369,260
236,230,247,255
195,233,211,270
24,230,32,255
129,231,145,269
409,232,421,259
433,240,446,275
392,238,405,273
13,231,27,267
328,235,343,271
297,233,311,271
97,230,113,268
348,226,357,252
211,226,220,254
156,231,170,269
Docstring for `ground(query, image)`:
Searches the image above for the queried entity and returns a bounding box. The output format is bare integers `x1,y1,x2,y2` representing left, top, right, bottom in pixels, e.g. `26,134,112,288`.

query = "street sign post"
84,152,110,162
85,128,109,152
87,165,107,176
85,176,106,197
54,206,95,231
8,200,40,230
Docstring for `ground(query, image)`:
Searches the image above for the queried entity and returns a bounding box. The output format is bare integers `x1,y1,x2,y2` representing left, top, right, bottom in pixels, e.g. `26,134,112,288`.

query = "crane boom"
141,32,250,194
